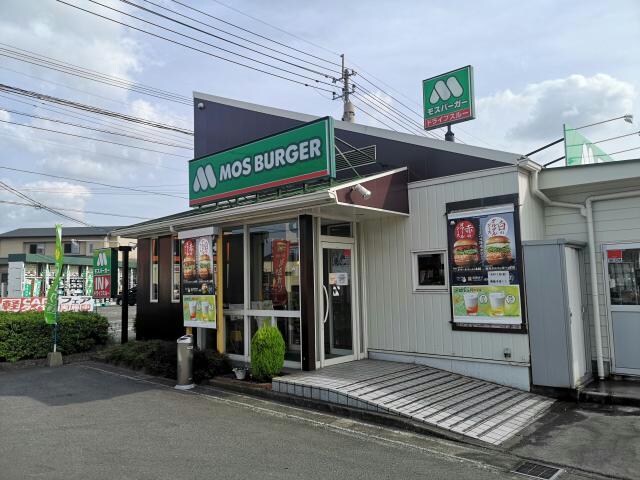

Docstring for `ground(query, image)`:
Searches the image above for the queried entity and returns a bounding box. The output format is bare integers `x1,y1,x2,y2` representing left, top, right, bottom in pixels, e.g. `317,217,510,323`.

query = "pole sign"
423,65,475,130
93,248,117,299
189,117,336,206
564,124,613,166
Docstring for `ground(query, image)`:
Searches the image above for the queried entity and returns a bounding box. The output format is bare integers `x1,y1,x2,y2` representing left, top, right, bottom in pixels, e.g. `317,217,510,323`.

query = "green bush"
251,325,285,381
0,311,109,362
101,340,231,383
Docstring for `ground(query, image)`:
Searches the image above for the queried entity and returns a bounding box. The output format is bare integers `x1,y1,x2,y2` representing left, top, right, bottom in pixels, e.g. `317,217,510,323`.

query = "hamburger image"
485,235,513,266
198,254,211,280
183,255,196,281
453,238,480,267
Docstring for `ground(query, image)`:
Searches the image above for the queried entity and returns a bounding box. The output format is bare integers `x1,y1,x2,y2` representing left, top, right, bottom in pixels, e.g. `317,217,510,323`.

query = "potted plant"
232,366,248,380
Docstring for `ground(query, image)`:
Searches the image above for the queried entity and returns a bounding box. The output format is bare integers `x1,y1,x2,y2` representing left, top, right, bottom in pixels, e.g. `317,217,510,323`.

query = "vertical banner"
44,224,63,325
181,235,216,328
271,239,290,308
447,202,524,331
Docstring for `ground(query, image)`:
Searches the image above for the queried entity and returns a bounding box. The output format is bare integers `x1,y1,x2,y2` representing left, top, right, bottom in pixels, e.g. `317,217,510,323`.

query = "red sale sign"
0,297,46,312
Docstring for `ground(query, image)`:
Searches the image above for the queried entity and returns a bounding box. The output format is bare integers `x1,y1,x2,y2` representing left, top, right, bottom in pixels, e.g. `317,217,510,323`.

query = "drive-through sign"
423,66,475,130
93,248,117,299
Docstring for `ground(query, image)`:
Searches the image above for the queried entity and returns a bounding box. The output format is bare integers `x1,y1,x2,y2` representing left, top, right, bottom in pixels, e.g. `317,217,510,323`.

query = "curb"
578,389,640,408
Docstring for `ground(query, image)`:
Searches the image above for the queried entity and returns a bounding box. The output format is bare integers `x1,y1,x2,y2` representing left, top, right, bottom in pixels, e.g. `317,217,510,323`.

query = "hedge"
0,311,109,362
100,340,231,383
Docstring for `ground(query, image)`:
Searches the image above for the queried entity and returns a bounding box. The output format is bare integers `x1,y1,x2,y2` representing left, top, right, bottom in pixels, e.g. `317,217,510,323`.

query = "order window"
413,251,447,291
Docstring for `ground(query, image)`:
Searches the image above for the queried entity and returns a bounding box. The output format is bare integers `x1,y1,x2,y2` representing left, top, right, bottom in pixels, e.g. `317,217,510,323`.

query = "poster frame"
446,194,527,334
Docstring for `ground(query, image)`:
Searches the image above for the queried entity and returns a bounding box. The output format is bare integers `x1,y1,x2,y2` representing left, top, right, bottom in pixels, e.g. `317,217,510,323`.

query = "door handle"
323,284,329,324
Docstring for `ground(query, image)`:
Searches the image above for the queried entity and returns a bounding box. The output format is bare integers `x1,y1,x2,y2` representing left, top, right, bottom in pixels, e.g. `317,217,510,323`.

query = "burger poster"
447,204,523,330
181,236,216,328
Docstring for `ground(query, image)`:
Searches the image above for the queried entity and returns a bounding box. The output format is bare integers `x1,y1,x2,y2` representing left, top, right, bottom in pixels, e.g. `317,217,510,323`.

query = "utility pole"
333,54,356,123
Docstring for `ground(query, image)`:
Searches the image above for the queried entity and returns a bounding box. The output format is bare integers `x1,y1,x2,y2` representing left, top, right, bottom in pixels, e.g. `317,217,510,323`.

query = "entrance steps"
272,360,554,445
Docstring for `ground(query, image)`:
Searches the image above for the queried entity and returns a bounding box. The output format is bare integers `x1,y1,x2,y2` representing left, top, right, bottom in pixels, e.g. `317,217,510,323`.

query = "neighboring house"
0,226,137,298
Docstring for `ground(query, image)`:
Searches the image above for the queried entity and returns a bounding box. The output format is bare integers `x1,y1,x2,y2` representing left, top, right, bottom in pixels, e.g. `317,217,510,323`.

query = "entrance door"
603,243,640,376
320,242,356,365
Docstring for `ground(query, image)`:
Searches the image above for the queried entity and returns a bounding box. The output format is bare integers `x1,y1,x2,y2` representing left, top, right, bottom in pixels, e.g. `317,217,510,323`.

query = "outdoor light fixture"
351,183,372,200
197,102,205,110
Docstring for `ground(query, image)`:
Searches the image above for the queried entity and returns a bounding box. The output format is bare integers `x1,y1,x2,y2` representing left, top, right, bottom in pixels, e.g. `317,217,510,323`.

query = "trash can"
175,335,195,390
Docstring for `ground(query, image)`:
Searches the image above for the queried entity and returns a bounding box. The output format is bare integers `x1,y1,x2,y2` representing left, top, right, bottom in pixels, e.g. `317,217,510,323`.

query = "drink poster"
446,203,524,330
181,235,216,328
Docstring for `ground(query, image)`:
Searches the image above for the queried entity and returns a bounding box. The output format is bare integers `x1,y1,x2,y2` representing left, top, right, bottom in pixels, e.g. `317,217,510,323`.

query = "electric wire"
0,91,192,146
1,108,192,150
121,0,339,79
57,0,339,94
143,0,339,75
351,93,427,136
0,200,152,220
0,165,188,199
0,119,190,158
0,180,92,226
186,0,341,63
0,83,193,135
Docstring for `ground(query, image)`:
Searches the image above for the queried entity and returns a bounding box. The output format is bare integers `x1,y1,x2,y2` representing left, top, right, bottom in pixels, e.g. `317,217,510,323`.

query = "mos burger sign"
189,117,336,206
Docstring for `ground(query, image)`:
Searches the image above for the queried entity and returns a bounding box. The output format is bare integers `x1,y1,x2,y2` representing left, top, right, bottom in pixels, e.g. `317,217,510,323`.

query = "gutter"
530,164,640,380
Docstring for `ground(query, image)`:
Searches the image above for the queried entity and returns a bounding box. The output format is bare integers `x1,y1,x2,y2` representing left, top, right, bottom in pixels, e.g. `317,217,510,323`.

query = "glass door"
320,242,355,365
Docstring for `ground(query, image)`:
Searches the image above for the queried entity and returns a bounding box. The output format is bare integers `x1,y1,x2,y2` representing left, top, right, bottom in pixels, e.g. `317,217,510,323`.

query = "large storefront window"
250,316,301,363
223,227,244,310
249,221,300,311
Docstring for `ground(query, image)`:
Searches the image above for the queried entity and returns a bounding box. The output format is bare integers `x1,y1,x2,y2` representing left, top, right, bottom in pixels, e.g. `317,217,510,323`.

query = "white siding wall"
544,182,640,371
518,171,545,241
362,167,532,387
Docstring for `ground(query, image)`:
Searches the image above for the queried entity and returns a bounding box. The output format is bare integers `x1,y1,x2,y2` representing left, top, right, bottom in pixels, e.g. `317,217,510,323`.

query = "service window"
607,247,640,305
150,238,159,302
412,251,447,291
171,237,180,302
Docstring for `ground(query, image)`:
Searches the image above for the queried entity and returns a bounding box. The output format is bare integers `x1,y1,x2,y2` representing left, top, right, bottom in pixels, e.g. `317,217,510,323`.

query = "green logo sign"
189,117,336,206
564,125,613,166
422,66,475,130
93,248,117,299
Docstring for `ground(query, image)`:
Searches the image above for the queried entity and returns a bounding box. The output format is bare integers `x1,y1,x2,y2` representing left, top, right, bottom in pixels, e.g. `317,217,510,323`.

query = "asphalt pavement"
0,362,603,480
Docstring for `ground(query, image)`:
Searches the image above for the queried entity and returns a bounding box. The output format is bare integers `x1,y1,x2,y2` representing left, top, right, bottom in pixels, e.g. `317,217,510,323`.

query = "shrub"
101,340,231,382
0,311,109,362
250,325,285,381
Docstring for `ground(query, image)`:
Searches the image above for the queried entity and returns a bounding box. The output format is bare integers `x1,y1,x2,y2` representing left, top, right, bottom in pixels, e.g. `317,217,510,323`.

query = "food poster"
182,294,216,329
271,239,290,308
181,236,217,329
447,204,523,329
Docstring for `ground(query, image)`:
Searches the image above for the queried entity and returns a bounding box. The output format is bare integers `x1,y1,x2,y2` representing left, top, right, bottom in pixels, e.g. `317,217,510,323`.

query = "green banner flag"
564,124,613,166
44,224,63,325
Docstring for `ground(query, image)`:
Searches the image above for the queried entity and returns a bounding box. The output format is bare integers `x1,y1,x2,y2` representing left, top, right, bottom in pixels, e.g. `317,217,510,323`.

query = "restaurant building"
115,93,640,392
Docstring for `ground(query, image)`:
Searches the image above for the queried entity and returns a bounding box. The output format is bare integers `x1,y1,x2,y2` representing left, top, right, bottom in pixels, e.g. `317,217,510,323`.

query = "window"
171,237,180,302
249,221,300,311
222,227,244,310
88,243,95,254
607,247,640,305
412,251,447,291
28,243,45,254
150,238,159,302
321,219,352,237
63,241,80,255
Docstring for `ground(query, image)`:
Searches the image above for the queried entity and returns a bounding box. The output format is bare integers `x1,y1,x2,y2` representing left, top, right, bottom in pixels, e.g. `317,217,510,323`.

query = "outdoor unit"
523,239,592,390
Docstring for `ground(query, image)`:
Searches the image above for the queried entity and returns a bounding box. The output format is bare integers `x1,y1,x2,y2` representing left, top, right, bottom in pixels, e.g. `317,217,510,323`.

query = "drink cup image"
201,301,210,319
489,292,506,316
189,301,198,320
463,292,479,315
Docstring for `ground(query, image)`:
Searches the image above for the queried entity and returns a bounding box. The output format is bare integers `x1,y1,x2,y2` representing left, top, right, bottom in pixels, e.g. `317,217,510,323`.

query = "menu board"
447,203,524,331
181,236,216,329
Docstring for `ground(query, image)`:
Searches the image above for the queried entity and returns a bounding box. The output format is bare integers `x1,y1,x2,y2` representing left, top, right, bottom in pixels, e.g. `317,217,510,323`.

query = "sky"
0,0,638,231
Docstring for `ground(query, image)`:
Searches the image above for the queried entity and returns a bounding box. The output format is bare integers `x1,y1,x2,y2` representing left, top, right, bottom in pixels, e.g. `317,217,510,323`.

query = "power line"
0,165,188,199
0,119,190,158
56,0,339,94
0,91,192,146
0,200,151,220
121,0,338,79
142,0,339,75
351,92,427,136
0,180,92,226
0,47,192,106
0,83,193,135
0,131,184,173
1,107,192,150
193,0,341,62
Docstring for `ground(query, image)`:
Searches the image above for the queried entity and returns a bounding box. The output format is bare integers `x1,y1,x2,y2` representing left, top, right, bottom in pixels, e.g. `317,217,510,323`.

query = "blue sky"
0,0,638,230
